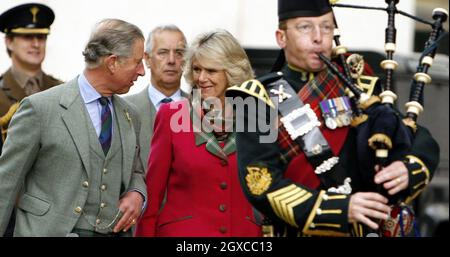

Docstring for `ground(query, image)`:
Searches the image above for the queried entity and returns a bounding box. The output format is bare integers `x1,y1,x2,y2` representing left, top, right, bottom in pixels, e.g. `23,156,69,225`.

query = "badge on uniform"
319,96,353,130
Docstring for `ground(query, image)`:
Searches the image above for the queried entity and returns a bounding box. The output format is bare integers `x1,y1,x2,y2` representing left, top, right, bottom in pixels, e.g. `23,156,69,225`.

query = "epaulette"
226,74,281,109
356,75,378,97
257,71,284,85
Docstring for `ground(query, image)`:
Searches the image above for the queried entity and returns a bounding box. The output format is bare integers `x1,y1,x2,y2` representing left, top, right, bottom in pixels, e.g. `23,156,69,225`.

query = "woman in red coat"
135,29,262,237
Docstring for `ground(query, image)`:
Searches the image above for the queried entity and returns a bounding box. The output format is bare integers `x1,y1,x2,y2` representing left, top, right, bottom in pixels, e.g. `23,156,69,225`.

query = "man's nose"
168,51,176,64
31,37,41,47
137,61,145,76
311,26,323,44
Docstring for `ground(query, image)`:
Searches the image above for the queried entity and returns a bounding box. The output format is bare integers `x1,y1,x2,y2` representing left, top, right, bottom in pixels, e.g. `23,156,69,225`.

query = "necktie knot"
99,97,109,106
24,77,40,95
161,98,173,104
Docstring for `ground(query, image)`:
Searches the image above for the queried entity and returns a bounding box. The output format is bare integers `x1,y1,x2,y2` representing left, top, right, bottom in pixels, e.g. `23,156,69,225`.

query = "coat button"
220,182,227,190
100,184,107,191
103,168,108,174
220,160,228,166
74,207,82,213
219,227,228,234
219,204,226,212
100,203,106,208
82,181,89,188
96,219,101,225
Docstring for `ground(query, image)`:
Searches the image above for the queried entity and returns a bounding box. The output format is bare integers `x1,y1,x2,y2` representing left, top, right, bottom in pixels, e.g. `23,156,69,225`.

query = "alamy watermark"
168,89,280,143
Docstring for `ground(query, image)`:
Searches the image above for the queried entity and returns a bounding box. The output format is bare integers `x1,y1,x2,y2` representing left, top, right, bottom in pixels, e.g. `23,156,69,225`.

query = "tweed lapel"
60,77,91,177
113,95,136,186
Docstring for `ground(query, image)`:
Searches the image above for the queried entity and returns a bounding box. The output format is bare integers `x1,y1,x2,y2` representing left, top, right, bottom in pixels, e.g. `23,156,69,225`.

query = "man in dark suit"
0,2,62,237
124,25,188,169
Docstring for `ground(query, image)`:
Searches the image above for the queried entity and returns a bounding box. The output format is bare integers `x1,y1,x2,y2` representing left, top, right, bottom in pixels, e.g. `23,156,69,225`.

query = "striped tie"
98,97,112,155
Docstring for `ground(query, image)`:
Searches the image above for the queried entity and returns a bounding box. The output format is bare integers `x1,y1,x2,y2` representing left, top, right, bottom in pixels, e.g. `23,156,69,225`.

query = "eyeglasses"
286,22,335,35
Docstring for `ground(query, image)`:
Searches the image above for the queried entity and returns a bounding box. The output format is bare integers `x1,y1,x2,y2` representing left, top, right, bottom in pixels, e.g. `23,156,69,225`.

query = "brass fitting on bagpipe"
404,8,448,133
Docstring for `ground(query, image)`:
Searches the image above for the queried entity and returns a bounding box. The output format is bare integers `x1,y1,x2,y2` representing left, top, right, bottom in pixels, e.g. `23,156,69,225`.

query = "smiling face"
276,11,334,72
6,34,47,70
192,58,228,102
146,30,186,92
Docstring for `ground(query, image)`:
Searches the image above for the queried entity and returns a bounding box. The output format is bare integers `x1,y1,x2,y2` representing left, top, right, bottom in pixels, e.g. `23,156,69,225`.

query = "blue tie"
99,97,112,155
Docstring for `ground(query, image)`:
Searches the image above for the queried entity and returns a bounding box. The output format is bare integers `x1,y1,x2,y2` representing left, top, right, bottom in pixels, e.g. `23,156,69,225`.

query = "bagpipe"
318,0,448,236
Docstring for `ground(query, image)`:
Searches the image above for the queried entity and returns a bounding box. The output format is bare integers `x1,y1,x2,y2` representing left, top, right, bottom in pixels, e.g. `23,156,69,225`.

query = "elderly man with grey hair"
123,25,188,170
0,18,147,237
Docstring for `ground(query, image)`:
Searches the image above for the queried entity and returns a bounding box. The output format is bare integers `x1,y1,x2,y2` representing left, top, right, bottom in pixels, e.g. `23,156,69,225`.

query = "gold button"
96,219,101,225
220,182,227,190
103,168,108,174
74,207,82,213
219,227,227,234
100,203,106,208
219,204,226,212
100,184,107,191
82,181,89,188
220,160,228,166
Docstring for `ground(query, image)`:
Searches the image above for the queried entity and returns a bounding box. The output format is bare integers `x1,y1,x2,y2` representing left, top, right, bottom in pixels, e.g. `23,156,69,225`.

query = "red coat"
135,100,262,237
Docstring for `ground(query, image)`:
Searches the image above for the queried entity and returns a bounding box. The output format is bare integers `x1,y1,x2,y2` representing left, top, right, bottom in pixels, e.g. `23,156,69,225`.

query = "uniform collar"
282,64,315,93
10,66,43,90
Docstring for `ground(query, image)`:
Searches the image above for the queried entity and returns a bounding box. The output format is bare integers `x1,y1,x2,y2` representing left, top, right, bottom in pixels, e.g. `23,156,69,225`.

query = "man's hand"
348,192,391,230
374,161,409,195
113,191,144,233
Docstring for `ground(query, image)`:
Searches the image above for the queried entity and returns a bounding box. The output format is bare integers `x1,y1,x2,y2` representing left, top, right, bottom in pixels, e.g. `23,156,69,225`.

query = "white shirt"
148,84,182,111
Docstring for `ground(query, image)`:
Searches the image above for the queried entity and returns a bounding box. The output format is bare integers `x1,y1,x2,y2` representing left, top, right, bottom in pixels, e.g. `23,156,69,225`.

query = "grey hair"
83,18,144,69
145,24,186,54
184,29,254,88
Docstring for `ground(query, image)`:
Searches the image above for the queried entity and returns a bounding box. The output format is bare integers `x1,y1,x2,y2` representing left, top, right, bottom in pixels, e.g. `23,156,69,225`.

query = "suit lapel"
2,69,26,102
60,78,91,177
113,96,136,186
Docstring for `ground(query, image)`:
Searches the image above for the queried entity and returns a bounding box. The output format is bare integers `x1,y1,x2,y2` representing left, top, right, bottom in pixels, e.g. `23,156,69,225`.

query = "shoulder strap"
226,79,275,108
267,78,348,190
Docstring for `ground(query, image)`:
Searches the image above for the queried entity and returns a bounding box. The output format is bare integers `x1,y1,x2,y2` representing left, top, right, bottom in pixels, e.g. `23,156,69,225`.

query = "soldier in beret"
0,3,62,236
226,0,439,236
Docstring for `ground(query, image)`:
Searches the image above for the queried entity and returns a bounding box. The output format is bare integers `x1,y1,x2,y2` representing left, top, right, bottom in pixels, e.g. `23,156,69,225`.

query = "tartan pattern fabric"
98,97,112,155
191,102,236,161
277,68,346,162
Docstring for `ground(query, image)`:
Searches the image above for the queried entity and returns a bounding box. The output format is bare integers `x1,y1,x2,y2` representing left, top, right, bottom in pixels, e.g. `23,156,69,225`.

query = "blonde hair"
184,29,254,88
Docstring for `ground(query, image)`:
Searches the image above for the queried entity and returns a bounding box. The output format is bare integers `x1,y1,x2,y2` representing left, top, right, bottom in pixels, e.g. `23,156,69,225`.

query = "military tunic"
226,64,439,237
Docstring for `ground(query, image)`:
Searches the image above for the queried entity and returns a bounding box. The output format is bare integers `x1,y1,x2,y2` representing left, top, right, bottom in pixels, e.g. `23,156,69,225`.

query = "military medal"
320,97,353,130
320,99,337,129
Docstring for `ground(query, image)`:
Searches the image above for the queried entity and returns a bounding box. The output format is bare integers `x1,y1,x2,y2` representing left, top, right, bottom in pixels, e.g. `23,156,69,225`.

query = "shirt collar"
78,73,103,104
11,66,43,89
148,84,182,109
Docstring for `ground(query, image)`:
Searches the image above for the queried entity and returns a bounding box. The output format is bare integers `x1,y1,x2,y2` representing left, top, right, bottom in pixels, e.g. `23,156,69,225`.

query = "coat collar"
191,102,236,161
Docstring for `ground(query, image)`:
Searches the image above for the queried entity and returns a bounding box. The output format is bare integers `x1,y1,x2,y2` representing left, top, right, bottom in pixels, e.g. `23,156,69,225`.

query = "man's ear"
104,55,118,74
144,52,151,68
275,29,287,49
5,37,13,52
